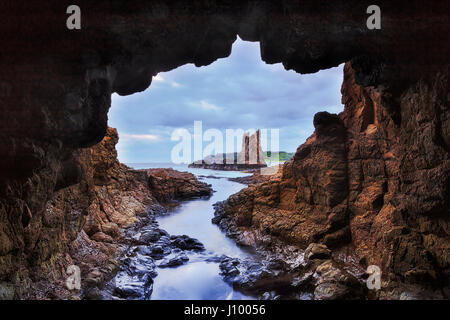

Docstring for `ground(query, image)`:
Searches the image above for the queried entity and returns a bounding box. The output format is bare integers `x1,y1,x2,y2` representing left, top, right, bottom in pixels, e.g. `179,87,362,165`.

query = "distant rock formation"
189,130,267,171
237,130,266,166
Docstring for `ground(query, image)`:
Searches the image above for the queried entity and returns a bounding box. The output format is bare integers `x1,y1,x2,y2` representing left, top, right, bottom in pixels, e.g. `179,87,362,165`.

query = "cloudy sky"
109,38,344,164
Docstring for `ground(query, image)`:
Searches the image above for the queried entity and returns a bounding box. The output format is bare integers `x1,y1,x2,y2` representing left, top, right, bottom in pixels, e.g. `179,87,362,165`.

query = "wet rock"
211,201,234,230
148,204,168,216
110,251,158,300
291,272,314,290
134,245,152,256
399,290,445,300
228,172,270,185
260,291,281,300
198,175,221,180
113,273,153,300
157,235,172,245
170,235,205,252
219,258,241,279
83,287,104,300
84,269,105,288
121,253,158,279
266,259,288,271
205,254,228,263
134,244,168,261
219,257,273,291
139,230,162,243
314,282,354,300
158,252,189,268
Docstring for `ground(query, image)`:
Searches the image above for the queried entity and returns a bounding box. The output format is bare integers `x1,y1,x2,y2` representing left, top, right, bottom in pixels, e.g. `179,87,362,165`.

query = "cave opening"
0,0,448,301
108,38,344,168
104,39,347,299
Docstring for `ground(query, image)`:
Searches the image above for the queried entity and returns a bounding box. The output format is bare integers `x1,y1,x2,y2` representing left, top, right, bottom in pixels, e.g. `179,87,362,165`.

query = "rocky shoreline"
212,200,447,300
33,124,446,300
100,214,207,300
212,200,368,299
189,162,266,172
19,128,213,300
209,63,450,300
3,58,447,299
227,171,274,185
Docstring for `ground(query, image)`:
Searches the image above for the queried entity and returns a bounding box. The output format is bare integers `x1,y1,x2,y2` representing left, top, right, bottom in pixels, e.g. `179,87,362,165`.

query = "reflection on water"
158,178,251,258
151,260,248,300
128,163,254,300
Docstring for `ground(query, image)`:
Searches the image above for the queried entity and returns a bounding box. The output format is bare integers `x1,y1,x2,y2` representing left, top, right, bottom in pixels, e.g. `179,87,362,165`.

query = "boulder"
304,243,332,262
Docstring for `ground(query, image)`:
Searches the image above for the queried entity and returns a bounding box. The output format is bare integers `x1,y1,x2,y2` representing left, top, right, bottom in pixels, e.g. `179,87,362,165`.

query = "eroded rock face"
146,168,212,203
214,63,450,296
0,0,448,299
22,127,158,299
214,111,350,248
0,126,213,298
340,62,450,287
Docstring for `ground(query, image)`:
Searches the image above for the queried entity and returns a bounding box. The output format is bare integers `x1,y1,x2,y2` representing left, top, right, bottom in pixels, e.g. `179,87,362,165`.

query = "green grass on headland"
264,151,294,162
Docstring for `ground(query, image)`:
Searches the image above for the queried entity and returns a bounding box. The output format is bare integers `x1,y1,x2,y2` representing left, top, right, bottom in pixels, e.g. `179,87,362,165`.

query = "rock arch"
0,0,448,297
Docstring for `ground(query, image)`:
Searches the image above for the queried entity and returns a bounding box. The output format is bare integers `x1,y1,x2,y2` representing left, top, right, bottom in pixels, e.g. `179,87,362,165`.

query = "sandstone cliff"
0,127,212,299
214,62,449,298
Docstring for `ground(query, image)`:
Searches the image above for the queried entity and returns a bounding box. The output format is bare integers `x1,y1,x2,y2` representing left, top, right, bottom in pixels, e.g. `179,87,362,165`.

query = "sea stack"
237,130,266,167
189,130,267,171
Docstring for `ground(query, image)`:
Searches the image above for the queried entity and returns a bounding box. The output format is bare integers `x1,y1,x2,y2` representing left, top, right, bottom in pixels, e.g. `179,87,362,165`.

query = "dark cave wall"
0,0,448,296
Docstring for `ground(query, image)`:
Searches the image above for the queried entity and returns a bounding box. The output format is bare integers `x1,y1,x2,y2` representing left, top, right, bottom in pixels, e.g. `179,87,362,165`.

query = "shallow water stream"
133,164,255,300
